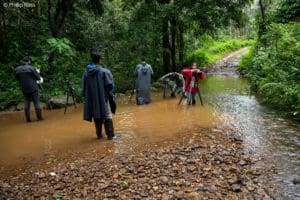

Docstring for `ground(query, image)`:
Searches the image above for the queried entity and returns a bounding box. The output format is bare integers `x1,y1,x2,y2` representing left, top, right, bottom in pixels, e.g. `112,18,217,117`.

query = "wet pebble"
239,160,247,166
231,184,242,192
0,129,275,199
160,176,169,184
292,178,300,185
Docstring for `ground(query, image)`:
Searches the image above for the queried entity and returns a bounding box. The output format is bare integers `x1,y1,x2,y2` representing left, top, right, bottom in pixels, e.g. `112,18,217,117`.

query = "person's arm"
14,68,19,80
200,70,205,79
160,72,173,81
149,64,153,75
181,68,192,77
176,73,185,92
81,72,86,97
104,71,114,92
31,66,41,80
176,73,184,83
196,70,205,80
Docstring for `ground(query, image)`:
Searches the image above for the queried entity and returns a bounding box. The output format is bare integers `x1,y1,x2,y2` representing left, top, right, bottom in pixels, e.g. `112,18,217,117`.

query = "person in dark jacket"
82,52,117,140
15,56,43,122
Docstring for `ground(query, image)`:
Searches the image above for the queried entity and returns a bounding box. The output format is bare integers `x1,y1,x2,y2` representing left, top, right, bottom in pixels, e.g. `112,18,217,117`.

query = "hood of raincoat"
86,64,98,75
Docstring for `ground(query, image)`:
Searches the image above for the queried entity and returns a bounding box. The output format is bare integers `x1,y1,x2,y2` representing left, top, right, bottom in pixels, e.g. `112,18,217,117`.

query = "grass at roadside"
187,38,253,68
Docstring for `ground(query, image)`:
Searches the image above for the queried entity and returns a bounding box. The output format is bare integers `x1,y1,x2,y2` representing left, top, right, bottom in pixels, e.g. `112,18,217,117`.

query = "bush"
0,63,23,110
239,22,300,118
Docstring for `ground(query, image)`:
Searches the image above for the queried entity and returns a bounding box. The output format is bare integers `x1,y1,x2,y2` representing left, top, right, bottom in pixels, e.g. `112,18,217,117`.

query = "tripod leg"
129,92,133,103
197,89,204,106
163,83,166,98
70,88,77,108
64,93,69,114
178,94,184,105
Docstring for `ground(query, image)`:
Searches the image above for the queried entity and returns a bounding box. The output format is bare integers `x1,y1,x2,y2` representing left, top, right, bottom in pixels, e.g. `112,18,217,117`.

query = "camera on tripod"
64,79,77,114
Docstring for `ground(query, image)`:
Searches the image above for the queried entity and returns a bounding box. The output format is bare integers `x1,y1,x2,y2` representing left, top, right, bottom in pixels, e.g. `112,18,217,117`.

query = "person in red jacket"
181,62,205,105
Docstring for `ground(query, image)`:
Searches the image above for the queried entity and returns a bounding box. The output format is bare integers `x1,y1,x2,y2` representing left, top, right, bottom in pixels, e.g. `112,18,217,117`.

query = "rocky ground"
207,47,249,76
0,128,277,200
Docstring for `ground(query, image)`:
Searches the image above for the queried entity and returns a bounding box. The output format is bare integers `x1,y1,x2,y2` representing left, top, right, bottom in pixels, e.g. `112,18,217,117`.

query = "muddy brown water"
0,94,218,168
0,49,299,199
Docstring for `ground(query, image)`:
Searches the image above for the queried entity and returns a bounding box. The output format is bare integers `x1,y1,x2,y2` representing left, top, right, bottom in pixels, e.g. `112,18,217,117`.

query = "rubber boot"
192,100,196,105
104,119,117,140
94,120,103,139
36,109,43,121
25,109,31,122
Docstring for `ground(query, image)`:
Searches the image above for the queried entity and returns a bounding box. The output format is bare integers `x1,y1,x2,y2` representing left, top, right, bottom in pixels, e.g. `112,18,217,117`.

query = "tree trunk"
178,22,184,67
47,0,74,38
0,2,7,62
162,17,171,73
37,0,41,17
258,0,266,36
170,15,176,71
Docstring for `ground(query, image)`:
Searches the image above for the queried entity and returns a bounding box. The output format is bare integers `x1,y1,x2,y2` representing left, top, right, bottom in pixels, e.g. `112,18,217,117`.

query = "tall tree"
47,0,75,38
258,0,266,36
170,13,177,71
0,2,6,61
162,16,171,73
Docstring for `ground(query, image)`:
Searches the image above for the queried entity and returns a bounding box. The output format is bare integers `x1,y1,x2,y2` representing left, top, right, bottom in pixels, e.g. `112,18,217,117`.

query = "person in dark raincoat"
135,57,153,105
15,56,43,122
82,52,117,140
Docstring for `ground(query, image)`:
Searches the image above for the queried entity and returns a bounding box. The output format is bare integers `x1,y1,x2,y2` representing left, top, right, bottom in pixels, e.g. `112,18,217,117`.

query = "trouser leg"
191,93,196,105
104,119,115,139
104,101,115,139
32,91,42,120
171,83,177,97
23,93,31,122
94,119,104,139
187,91,192,105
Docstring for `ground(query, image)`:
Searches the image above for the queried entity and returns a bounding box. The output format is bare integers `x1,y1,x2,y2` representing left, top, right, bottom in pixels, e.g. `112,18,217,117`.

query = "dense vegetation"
187,37,252,67
239,0,300,118
0,0,252,110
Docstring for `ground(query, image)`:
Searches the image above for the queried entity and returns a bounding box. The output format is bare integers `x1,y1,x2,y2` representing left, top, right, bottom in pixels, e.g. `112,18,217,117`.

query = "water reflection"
202,76,300,199
0,92,218,168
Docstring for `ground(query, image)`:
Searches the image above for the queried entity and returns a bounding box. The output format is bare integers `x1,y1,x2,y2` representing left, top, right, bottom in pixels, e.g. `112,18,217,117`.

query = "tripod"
178,88,203,106
178,79,203,106
64,80,76,114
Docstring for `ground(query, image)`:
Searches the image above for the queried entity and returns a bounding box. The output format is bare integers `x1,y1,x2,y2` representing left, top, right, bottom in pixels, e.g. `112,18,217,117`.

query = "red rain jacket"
181,68,205,93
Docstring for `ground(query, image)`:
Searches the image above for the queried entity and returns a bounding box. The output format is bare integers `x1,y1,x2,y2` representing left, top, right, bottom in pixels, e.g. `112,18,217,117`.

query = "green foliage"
45,38,77,73
35,38,82,102
0,0,253,109
273,0,300,23
187,38,253,68
239,46,255,70
240,22,300,117
0,70,22,110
